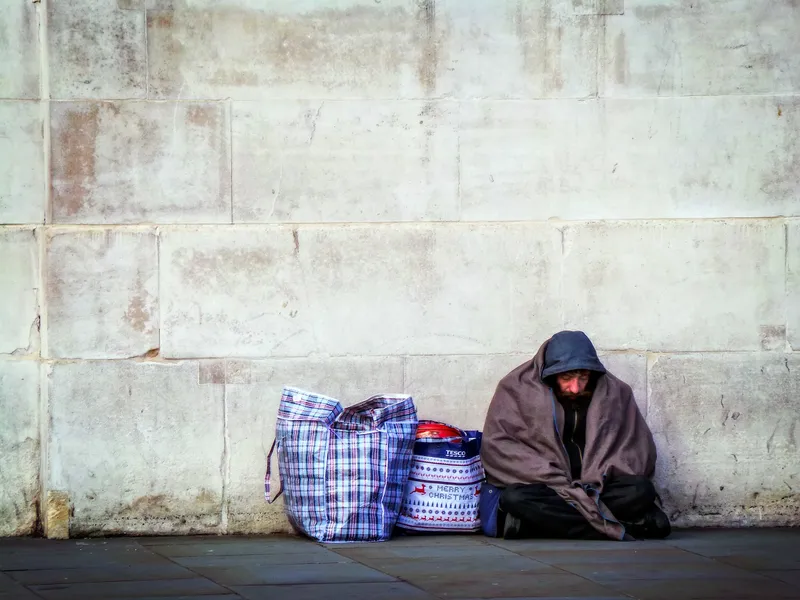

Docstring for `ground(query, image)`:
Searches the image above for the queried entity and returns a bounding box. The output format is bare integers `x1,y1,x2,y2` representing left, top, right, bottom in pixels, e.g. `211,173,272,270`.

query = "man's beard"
555,389,594,403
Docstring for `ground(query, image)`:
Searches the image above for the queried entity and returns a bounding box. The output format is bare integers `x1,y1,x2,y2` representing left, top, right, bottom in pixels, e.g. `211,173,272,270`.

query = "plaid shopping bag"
265,387,418,543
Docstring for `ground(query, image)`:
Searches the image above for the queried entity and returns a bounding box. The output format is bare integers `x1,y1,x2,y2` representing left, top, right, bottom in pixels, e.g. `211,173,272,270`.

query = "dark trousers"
499,475,656,539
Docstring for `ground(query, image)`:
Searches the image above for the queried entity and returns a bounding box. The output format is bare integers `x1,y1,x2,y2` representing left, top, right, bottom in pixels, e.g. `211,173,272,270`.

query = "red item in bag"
415,421,463,440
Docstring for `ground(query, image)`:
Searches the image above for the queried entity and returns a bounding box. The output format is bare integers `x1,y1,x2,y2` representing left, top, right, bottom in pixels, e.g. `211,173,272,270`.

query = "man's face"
555,370,591,400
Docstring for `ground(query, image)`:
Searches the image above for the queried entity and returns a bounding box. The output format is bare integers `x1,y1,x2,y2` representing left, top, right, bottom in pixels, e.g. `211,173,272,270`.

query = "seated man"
479,330,670,540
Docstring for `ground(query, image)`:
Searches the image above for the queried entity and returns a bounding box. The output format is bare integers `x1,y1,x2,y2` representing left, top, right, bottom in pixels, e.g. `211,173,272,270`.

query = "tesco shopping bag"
396,421,484,532
265,386,418,543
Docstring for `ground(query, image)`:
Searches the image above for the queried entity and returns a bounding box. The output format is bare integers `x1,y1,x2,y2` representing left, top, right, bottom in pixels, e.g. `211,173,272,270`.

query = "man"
479,330,670,540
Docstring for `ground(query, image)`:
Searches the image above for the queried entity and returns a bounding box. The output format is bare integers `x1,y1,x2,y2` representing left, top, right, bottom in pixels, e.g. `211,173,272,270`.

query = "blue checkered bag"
265,386,418,543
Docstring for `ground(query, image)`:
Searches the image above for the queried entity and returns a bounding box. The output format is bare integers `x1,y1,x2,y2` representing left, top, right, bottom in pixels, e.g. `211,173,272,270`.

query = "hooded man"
478,330,670,540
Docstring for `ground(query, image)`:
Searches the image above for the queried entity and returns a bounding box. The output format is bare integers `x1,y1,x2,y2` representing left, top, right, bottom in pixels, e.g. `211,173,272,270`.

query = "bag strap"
264,439,283,504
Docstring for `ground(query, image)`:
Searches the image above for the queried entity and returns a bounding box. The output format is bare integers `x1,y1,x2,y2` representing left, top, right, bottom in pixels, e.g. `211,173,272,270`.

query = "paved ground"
1,529,799,599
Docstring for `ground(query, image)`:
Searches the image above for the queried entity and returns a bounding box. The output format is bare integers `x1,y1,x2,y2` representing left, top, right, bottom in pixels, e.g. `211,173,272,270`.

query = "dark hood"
541,330,606,380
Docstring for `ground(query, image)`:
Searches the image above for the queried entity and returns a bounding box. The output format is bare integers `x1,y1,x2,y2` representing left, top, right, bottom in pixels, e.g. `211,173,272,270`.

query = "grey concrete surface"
1,529,799,599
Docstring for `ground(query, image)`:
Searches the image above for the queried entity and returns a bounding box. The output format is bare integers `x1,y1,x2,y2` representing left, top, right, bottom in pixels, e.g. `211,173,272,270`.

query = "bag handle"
264,439,283,504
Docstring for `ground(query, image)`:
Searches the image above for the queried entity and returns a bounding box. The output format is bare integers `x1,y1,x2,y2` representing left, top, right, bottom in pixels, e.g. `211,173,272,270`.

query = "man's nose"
566,380,579,393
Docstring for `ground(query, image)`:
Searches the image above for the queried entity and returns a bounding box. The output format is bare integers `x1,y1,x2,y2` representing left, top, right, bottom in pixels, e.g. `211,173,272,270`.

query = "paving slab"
173,553,352,568
406,571,615,599
148,539,333,558
553,560,765,583
0,541,177,571
8,564,196,585
0,572,40,599
29,578,232,600
194,562,396,586
125,597,240,600
233,582,439,600
520,548,715,565
332,541,516,560
345,554,562,579
605,576,800,600
2,530,800,599
759,570,800,586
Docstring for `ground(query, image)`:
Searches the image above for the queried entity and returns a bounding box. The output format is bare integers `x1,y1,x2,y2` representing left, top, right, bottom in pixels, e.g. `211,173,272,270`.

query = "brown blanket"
481,339,656,540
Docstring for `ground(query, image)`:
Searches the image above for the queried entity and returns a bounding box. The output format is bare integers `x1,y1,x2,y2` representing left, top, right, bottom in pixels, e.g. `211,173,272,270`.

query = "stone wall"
1,0,798,537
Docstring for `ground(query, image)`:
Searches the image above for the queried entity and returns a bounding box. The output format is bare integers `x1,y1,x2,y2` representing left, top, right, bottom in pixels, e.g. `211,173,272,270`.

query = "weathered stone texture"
299,224,562,356
0,229,39,355
0,1,39,99
649,353,800,527
47,361,224,535
572,0,624,15
221,356,404,533
49,1,147,99
160,228,313,358
161,224,562,358
604,0,800,97
232,101,459,223
789,221,800,351
459,100,600,221
0,102,45,224
597,96,800,219
0,360,39,536
562,221,786,352
45,230,158,359
460,97,800,221
147,2,444,100
440,0,599,99
147,0,598,100
50,102,231,224
44,491,70,540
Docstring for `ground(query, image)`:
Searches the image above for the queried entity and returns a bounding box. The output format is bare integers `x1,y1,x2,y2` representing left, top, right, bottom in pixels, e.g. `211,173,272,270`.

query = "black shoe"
625,506,671,540
502,513,523,539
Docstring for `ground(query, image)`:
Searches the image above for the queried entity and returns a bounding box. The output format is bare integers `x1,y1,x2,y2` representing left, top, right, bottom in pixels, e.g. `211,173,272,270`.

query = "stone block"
303,224,563,356
0,102,45,224
789,222,800,350
50,102,231,224
161,224,562,357
439,0,599,99
604,0,800,97
47,360,224,535
0,1,39,98
146,1,444,100
597,96,800,219
403,351,646,431
45,230,158,359
458,100,602,221
648,353,800,526
0,229,38,355
572,0,624,15
148,0,597,100
232,101,459,223
222,356,404,533
160,227,313,358
49,0,147,99
562,221,785,351
459,97,800,221
44,491,70,540
0,360,39,536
